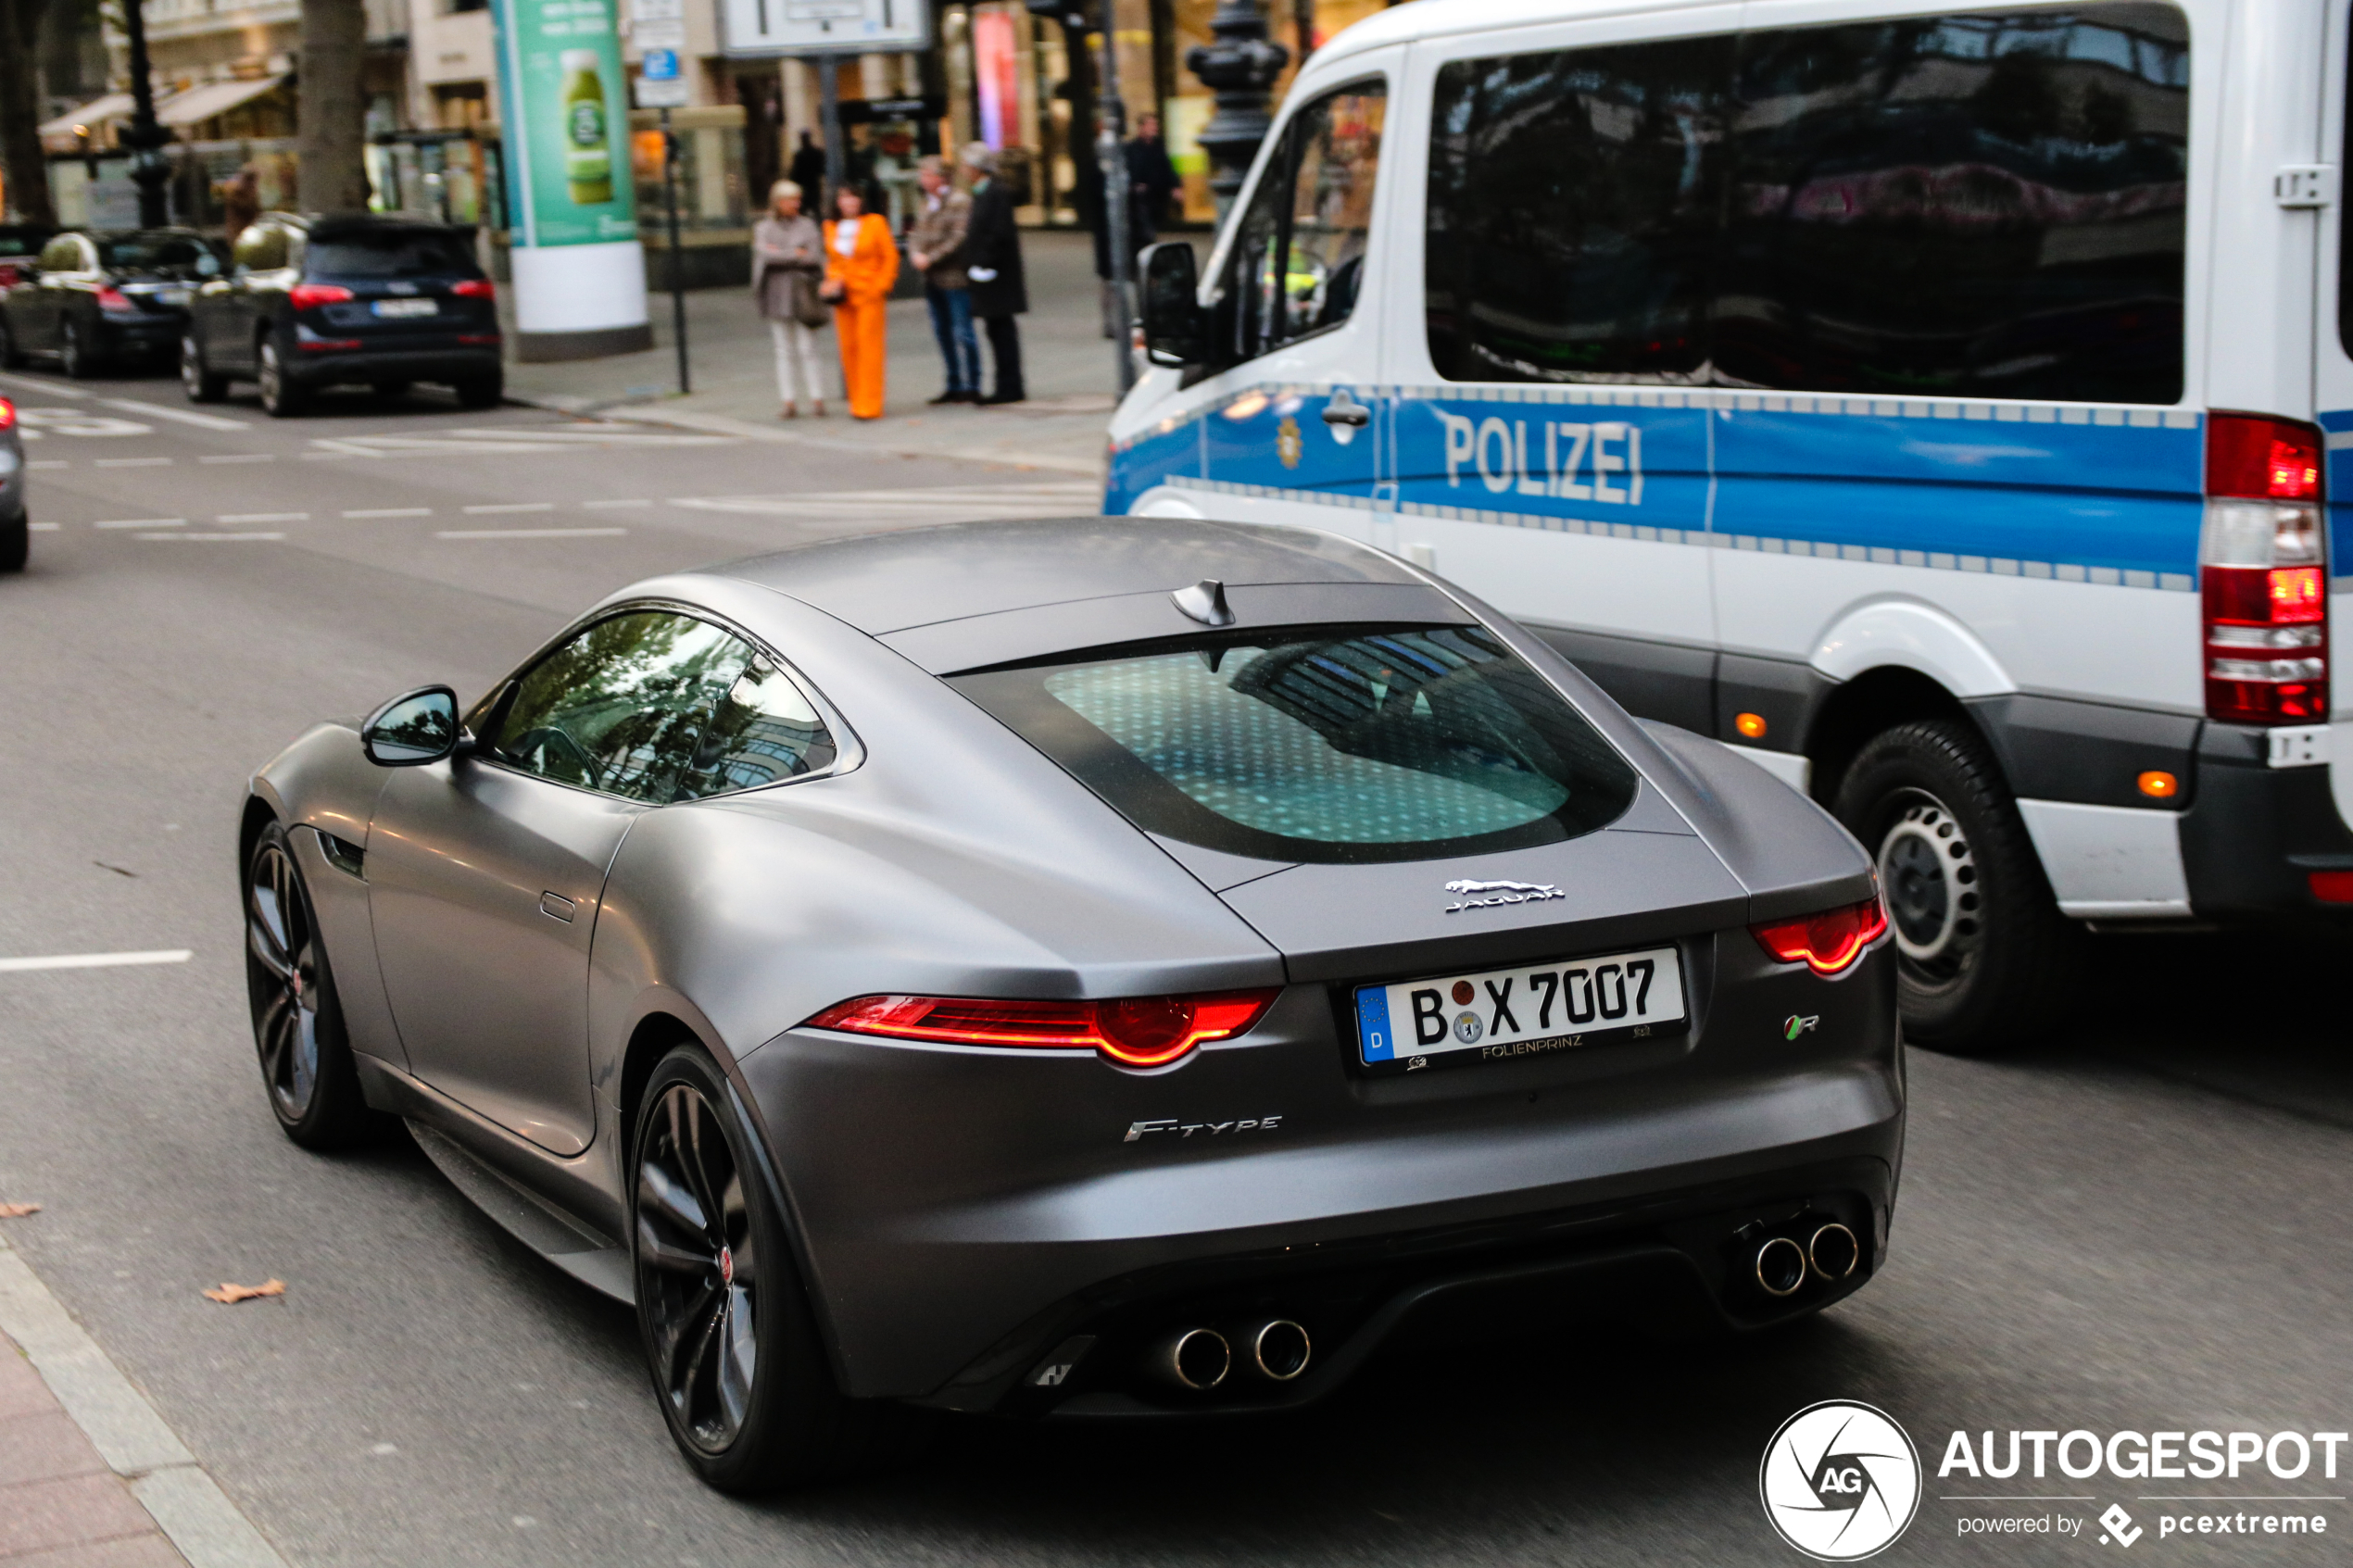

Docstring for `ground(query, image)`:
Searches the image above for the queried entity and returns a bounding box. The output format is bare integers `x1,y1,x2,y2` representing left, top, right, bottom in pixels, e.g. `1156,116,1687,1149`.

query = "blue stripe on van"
2319,408,2353,591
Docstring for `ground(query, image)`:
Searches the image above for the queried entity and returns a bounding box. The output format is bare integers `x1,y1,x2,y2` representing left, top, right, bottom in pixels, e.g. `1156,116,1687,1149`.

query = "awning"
157,75,286,128
37,93,134,139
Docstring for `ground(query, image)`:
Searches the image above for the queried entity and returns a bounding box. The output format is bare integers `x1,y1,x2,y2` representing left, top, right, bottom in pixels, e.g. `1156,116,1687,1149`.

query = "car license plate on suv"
371,298,437,318
1353,946,1687,1075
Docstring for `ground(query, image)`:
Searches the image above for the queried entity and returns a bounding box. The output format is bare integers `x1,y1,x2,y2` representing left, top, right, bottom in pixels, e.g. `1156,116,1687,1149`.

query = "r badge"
1782,1014,1819,1040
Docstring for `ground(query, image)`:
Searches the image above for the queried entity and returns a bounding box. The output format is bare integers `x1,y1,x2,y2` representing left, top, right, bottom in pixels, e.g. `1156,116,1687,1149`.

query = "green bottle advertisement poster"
491,0,636,246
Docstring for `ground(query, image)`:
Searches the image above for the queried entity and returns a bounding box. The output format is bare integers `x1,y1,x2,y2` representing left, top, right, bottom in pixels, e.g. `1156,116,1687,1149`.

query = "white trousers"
771,320,823,405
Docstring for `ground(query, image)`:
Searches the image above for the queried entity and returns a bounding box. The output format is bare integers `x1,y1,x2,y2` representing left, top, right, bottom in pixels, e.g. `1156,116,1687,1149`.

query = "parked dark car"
0,224,57,290
182,214,503,417
0,228,223,378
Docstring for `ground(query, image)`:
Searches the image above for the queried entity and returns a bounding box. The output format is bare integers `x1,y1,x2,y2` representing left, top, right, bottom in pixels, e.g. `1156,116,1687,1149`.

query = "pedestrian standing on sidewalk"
822,185,899,420
752,180,829,419
789,131,827,211
907,156,978,404
1127,115,1180,250
961,143,1027,406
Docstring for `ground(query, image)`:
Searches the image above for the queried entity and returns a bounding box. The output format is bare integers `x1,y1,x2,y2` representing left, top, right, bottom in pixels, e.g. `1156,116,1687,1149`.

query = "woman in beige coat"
751,181,828,418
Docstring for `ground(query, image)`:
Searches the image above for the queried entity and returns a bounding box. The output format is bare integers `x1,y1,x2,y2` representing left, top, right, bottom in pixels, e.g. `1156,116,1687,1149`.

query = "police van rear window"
950,625,1639,864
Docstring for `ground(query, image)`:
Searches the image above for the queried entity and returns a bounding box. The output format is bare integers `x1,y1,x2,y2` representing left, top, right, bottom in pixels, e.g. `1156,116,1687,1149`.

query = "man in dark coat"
960,142,1027,405
787,132,827,210
1126,114,1180,249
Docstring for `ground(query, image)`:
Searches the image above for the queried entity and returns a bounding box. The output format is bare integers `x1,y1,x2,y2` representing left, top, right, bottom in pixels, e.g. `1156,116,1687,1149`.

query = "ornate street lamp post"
1185,0,1286,215
118,0,170,227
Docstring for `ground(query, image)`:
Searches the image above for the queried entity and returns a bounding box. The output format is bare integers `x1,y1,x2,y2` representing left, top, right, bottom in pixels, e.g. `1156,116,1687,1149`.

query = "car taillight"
94,285,133,312
1751,897,1889,977
805,989,1279,1067
452,278,496,299
0,397,13,431
2203,412,2328,723
289,282,354,310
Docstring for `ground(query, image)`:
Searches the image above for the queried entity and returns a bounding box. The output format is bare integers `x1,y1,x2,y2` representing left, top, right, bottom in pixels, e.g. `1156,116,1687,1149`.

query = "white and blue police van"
1111,0,2353,1051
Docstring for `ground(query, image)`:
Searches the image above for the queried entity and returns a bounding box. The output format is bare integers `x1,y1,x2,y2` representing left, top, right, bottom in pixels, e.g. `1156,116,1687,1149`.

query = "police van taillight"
2202,413,2327,724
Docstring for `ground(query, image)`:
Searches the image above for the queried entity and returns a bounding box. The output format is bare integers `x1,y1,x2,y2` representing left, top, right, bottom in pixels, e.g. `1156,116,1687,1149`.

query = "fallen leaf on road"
0,1202,40,1218
202,1279,286,1304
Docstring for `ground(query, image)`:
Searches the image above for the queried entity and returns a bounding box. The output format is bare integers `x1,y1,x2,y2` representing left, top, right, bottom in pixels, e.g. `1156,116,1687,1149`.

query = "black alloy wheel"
257,336,306,417
631,1046,914,1491
371,381,412,402
182,336,227,402
1833,717,2073,1054
58,320,92,380
0,314,21,369
455,374,502,410
0,510,26,573
244,821,371,1148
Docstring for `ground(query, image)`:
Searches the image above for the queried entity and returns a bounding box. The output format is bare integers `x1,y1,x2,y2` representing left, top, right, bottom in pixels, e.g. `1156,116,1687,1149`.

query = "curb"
0,1230,289,1568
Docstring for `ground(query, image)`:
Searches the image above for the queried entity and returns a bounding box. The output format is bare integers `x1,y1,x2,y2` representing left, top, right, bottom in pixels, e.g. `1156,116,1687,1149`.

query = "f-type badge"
1442,878,1566,914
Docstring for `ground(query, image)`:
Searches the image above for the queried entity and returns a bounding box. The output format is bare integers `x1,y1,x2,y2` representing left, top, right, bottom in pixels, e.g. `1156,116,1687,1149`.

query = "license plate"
1354,945,1687,1075
371,298,437,318
157,287,190,307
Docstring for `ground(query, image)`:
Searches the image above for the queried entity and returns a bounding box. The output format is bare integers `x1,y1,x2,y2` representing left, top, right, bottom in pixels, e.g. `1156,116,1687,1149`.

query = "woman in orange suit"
821,187,900,420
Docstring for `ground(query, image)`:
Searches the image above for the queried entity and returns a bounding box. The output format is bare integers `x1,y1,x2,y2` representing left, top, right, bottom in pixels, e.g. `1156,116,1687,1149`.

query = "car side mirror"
1139,241,1207,368
360,684,460,766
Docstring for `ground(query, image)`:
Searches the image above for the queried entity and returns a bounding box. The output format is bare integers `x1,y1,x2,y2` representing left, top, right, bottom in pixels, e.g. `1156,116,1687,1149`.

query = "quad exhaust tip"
1755,1236,1807,1298
1236,1318,1313,1382
1145,1327,1232,1391
1808,1222,1859,1281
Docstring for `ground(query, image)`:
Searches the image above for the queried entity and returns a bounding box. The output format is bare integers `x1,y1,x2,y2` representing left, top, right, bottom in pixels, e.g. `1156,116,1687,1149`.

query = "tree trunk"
0,0,57,225
296,0,368,213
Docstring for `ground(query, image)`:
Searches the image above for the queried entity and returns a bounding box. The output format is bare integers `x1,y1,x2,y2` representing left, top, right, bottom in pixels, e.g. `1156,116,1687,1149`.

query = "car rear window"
951,625,1640,864
98,235,217,276
307,232,482,280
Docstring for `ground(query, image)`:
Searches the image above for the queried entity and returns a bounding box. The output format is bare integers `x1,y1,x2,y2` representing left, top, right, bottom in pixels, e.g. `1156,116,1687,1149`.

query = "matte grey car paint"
245,516,1904,1415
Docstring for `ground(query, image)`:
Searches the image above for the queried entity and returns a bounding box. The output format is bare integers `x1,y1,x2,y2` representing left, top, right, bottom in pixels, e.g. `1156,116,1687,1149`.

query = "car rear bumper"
2181,724,2353,917
96,316,181,358
738,956,1905,1407
287,345,501,387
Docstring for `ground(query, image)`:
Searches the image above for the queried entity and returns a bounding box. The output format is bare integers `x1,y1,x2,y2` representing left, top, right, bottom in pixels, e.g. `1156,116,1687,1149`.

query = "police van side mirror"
1139,241,1207,368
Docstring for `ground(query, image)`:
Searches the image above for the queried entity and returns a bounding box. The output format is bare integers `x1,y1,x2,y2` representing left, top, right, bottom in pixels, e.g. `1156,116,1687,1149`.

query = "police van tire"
1833,718,2071,1055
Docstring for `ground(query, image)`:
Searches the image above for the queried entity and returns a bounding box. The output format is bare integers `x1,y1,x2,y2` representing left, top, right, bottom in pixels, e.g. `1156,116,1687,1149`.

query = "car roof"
1312,0,1718,67
709,516,1430,636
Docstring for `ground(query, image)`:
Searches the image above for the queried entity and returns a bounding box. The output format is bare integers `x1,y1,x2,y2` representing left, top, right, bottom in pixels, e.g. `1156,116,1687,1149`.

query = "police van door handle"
1321,390,1371,428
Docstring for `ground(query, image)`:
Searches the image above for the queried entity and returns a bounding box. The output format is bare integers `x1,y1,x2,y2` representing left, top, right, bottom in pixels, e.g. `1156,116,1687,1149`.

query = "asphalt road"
0,365,2348,1567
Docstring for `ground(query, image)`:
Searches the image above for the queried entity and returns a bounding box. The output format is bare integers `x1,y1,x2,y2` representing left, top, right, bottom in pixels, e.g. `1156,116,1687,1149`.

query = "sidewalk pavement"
1,1329,185,1566
505,229,1134,480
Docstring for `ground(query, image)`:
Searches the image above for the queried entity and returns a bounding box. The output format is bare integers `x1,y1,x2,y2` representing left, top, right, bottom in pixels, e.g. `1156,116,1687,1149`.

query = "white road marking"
217,511,308,523
29,522,57,531
668,483,1101,520
582,498,650,508
434,527,625,539
94,518,186,529
136,531,283,541
99,398,254,431
0,372,93,399
0,1229,292,1568
27,459,66,469
343,507,432,518
199,453,274,464
94,457,173,468
15,409,149,436
445,426,732,446
0,948,192,972
461,501,553,514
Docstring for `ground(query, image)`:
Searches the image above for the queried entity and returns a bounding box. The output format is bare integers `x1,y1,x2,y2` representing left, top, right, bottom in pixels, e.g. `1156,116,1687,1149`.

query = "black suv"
183,214,503,416
0,229,222,377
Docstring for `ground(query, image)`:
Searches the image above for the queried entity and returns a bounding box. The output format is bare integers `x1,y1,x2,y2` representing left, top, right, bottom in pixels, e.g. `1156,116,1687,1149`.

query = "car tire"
182,336,228,402
257,336,306,418
244,820,376,1149
1832,717,2073,1055
0,315,21,370
455,374,503,410
631,1046,918,1493
0,511,26,573
59,320,95,380
371,381,412,401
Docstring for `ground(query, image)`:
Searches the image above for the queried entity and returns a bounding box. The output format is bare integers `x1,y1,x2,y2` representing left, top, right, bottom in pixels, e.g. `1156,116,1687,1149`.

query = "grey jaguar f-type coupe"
240,516,1901,1491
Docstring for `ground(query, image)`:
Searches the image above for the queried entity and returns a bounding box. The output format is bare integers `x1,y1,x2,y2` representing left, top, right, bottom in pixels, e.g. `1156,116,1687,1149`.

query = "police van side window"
1721,6,2188,404
1426,38,1730,384
1424,4,2188,405
1219,83,1387,364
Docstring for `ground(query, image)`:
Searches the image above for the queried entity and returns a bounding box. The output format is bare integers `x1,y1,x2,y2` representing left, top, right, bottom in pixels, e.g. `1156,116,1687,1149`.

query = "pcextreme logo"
1762,1400,1924,1561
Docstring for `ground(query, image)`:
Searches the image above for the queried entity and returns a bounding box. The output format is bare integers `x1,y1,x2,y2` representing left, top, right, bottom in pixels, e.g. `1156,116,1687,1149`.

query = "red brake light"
94,285,132,312
1751,898,1888,977
452,278,496,299
289,282,354,310
2201,413,2329,724
2310,871,2353,904
0,397,13,431
805,989,1279,1067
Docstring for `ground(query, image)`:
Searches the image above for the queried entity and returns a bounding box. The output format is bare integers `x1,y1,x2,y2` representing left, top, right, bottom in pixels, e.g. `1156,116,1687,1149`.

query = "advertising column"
493,0,654,358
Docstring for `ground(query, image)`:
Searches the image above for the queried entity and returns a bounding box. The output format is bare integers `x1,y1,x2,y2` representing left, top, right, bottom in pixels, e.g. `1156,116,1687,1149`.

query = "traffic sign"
721,0,930,57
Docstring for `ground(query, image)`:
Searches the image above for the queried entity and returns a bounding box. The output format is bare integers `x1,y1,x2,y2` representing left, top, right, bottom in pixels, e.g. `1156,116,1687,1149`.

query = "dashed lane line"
582,498,651,508
98,398,254,432
28,459,67,470
28,521,57,531
94,457,173,468
217,512,309,523
343,508,433,518
0,371,93,399
198,453,274,464
134,531,285,541
461,501,555,514
434,527,625,539
94,518,185,529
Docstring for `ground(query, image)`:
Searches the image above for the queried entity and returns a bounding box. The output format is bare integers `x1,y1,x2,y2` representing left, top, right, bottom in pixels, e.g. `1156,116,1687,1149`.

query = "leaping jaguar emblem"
1443,878,1567,914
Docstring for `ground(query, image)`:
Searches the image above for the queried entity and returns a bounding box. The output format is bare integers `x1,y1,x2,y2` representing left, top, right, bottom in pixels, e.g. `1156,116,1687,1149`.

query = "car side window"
671,652,838,802
491,611,752,803
1219,82,1387,364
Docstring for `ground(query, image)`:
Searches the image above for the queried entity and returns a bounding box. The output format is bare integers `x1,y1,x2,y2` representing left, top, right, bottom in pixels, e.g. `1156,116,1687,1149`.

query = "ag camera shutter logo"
1760,1400,1922,1560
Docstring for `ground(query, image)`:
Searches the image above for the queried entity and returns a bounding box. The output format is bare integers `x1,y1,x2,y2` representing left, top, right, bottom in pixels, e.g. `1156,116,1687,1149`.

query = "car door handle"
1321,391,1371,428
538,891,576,922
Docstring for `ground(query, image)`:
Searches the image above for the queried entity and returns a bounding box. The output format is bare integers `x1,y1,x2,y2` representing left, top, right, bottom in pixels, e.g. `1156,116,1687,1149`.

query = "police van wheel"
1833,718,2071,1055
